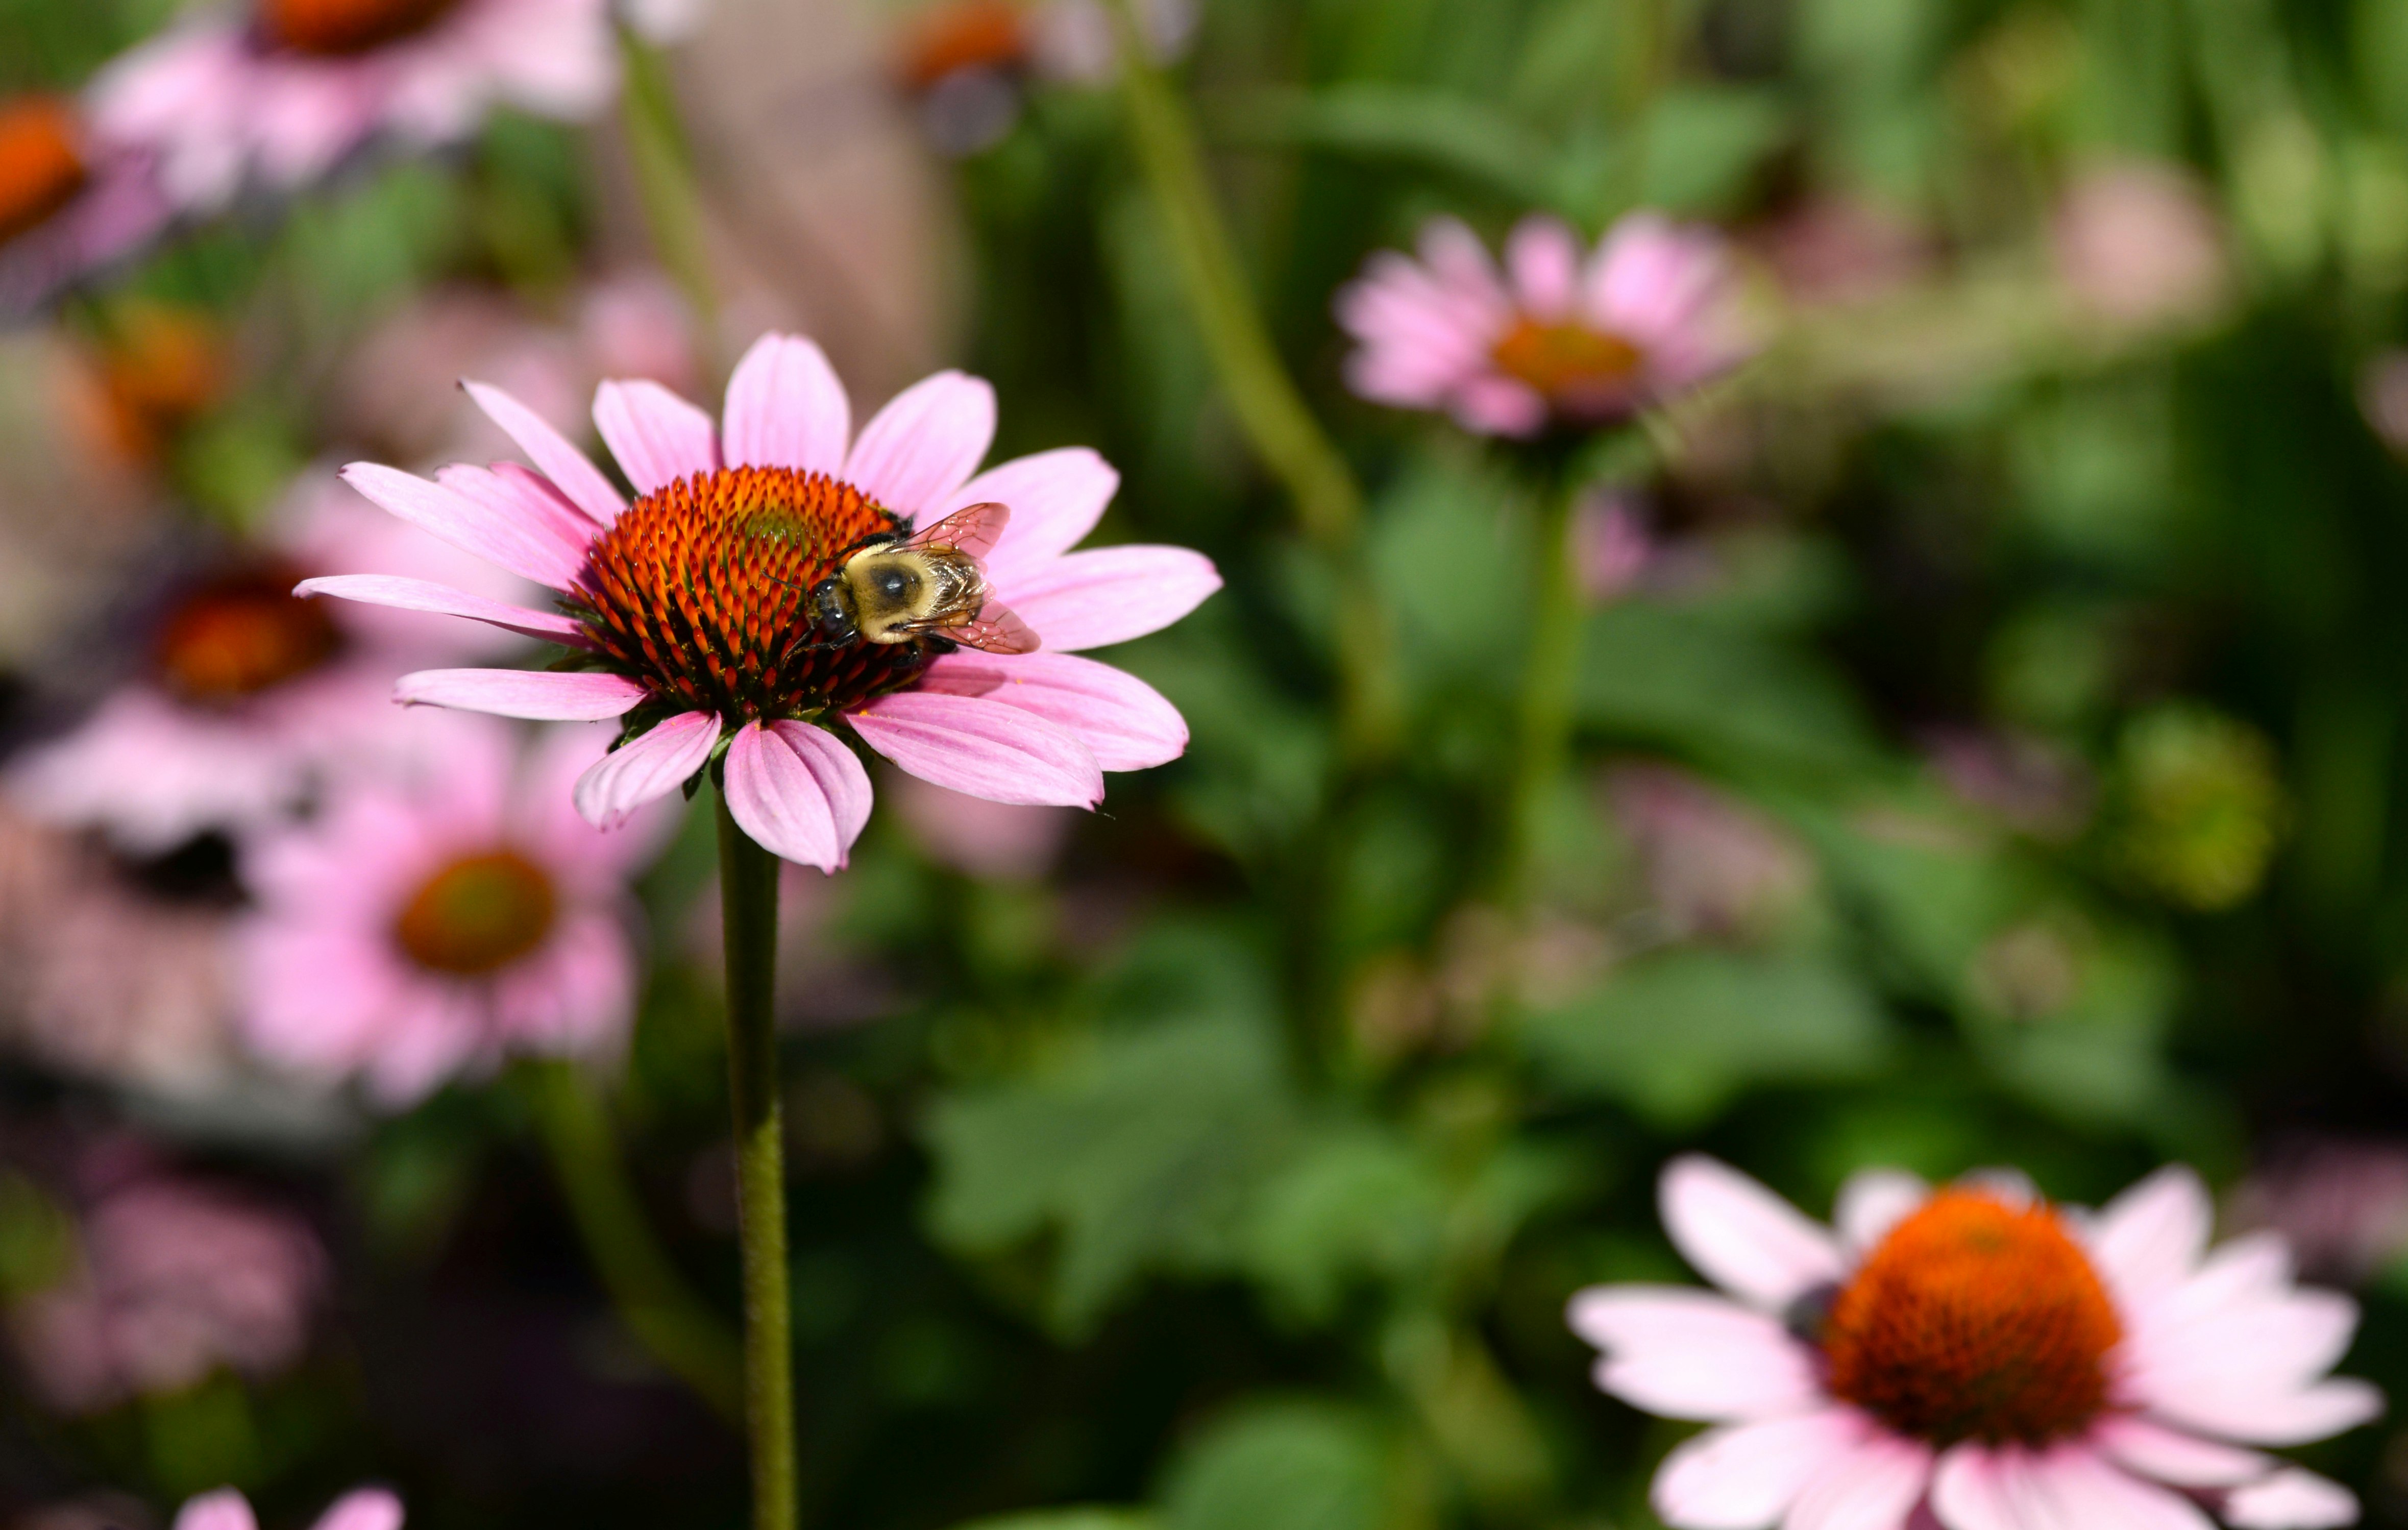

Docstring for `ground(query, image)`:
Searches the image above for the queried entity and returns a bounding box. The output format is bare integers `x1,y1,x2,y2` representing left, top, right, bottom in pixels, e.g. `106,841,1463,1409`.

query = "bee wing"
948,598,1042,654
904,501,1010,563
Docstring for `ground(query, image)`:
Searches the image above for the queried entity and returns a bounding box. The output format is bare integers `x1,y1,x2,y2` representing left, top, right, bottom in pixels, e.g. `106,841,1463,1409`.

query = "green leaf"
1237,1124,1446,1323
1160,1401,1393,1530
1518,949,1894,1127
954,1510,1158,1530
1212,85,1558,206
1632,87,1791,215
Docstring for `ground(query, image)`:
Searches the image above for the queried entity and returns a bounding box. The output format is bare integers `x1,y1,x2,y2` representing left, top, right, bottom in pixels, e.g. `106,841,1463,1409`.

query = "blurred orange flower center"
258,0,465,56
575,465,938,725
897,0,1031,91
90,305,227,464
1490,318,1643,407
1821,1189,2122,1446
154,569,345,703
395,851,557,975
0,96,88,251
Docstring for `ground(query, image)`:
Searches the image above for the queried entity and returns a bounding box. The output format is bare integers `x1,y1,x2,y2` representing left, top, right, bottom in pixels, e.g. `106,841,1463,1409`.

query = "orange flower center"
1489,317,1644,415
1821,1189,2122,1447
0,96,89,251
896,0,1031,91
94,304,228,464
394,850,557,975
153,568,345,703
258,0,465,55
572,465,937,725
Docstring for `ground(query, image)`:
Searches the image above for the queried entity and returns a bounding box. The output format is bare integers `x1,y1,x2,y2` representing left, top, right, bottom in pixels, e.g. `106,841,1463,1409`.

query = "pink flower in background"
2357,350,2408,457
1569,489,1654,600
893,771,1075,880
1607,765,1811,938
91,0,617,209
303,329,1217,871
176,1486,402,1530
10,1168,326,1413
6,474,540,853
1758,195,1932,307
1337,212,1754,438
2052,160,2229,330
1569,1156,2377,1530
0,94,171,313
895,0,1195,155
2231,1137,2408,1289
237,714,669,1105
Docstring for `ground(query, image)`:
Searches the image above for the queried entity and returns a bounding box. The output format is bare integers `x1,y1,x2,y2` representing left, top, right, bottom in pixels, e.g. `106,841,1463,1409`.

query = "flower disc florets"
1821,1188,2122,1447
572,464,938,727
154,565,347,704
0,97,88,250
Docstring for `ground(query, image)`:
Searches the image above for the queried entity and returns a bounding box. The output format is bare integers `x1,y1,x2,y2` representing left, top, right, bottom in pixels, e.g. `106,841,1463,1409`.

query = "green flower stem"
1098,0,1400,761
524,1059,746,1424
617,25,720,370
1503,468,1584,906
716,788,796,1530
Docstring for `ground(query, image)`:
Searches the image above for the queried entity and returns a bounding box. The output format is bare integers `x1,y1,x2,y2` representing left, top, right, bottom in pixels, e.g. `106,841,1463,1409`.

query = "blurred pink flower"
894,0,1194,153
1758,195,1932,307
302,330,1214,870
2231,1138,2408,1288
1569,490,1654,600
176,1486,402,1530
6,474,538,854
236,715,670,1105
1925,726,2094,840
1607,764,1811,937
1337,212,1754,438
893,770,1075,879
2357,350,2408,457
1570,1156,2377,1530
0,94,172,313
10,1169,325,1413
2051,161,2229,330
90,0,618,209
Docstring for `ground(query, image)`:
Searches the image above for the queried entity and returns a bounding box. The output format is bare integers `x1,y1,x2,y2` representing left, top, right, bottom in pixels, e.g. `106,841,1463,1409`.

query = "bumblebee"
809,501,1039,655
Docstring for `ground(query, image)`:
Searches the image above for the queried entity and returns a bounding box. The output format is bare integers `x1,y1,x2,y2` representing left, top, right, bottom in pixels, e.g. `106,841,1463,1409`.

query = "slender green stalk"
1097,0,1400,760
716,789,795,1530
1503,470,1584,906
617,25,720,370
524,1060,746,1423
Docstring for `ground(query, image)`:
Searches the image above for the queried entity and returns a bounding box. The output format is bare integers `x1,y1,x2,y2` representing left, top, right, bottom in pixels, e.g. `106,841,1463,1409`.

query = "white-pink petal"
1781,1431,1930,1530
2146,1376,2383,1447
463,379,627,525
1660,1155,1846,1310
1652,1410,1863,1530
572,711,718,828
722,719,873,871
2092,1417,2269,1488
918,652,1186,771
174,1491,260,1530
936,447,1121,586
996,545,1223,652
593,378,719,496
340,463,588,590
2030,1447,2217,1530
847,370,996,520
1834,1169,1927,1256
722,332,850,476
396,668,647,721
849,692,1103,808
1565,1285,1823,1421
2085,1165,2212,1304
294,575,585,645
1505,215,1583,322
2223,1467,2361,1529
309,1489,405,1530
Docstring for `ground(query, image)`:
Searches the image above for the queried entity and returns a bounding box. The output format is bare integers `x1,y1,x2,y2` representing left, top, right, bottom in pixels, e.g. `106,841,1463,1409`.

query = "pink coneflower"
237,714,668,1105
0,94,171,313
7,474,539,853
895,0,1195,154
301,330,1217,869
176,1486,402,1530
1570,1156,2377,1530
1337,212,1754,438
90,0,617,210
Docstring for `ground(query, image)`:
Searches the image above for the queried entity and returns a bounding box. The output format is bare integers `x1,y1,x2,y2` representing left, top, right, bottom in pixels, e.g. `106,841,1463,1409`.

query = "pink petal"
845,370,996,520
309,1489,405,1530
395,668,647,721
722,719,873,871
572,710,718,827
995,545,1222,652
1506,215,1583,321
2146,1377,2383,1447
1784,1431,1931,1530
932,447,1120,586
463,379,627,525
593,378,719,495
2224,1468,2360,1529
174,1491,260,1530
1564,1285,1824,1421
849,692,1102,808
2085,1165,2211,1303
1660,1155,1845,1310
340,463,589,589
294,575,586,645
1835,1169,1927,1256
722,332,850,475
1652,1410,1863,1529
432,463,603,586
2026,1447,2216,1530
2092,1417,2269,1487
917,652,1186,771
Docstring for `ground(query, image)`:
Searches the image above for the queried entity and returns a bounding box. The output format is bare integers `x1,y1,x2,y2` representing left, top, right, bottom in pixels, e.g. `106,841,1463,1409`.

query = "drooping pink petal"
2144,1375,2384,1448
395,668,647,721
2084,1164,2212,1304
1651,1408,1863,1529
1564,1285,1823,1421
572,710,718,827
994,545,1222,652
309,1488,405,1530
1506,215,1583,321
1835,1169,1927,1256
1781,1430,1931,1530
932,447,1120,586
294,575,586,645
1659,1155,1845,1310
340,463,589,589
722,719,874,871
849,692,1103,808
463,379,627,525
2023,1446,2217,1530
722,332,850,475
593,378,719,495
173,1489,261,1530
2223,1467,2361,1529
845,370,997,520
2092,1417,2269,1487
917,652,1186,771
